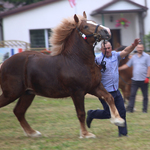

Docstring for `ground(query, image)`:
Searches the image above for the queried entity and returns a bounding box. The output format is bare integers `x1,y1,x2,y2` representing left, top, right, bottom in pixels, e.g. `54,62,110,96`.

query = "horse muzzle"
99,28,111,40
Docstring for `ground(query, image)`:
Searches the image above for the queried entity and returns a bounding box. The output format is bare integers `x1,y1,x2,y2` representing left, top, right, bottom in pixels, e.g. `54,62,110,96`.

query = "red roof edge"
0,0,61,18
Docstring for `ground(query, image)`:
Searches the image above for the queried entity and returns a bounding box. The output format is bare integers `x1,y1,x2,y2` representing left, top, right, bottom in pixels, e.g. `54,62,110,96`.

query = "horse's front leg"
71,92,96,138
93,83,125,127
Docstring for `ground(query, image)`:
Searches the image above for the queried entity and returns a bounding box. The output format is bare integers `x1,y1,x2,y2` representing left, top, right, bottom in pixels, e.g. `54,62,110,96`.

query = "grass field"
0,92,150,150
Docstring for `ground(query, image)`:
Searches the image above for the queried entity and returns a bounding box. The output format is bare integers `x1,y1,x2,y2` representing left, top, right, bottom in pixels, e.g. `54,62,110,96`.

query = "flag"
68,0,76,8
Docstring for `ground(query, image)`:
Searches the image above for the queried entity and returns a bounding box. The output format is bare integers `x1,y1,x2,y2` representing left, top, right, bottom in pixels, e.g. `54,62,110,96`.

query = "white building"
0,0,149,50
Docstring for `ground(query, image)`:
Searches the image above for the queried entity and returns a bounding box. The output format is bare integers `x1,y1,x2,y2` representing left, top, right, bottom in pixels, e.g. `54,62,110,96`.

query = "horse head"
50,11,111,56
74,11,111,45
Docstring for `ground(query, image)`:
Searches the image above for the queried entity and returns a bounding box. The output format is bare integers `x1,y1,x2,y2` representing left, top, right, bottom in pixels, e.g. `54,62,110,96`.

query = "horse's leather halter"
76,24,101,46
76,24,106,72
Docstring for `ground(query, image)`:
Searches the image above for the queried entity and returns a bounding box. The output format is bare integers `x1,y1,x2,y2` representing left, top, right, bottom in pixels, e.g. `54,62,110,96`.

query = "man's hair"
137,43,144,48
138,43,144,46
101,40,111,48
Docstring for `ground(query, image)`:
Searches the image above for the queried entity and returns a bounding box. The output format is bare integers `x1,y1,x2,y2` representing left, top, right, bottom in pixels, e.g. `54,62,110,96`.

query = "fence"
0,40,51,63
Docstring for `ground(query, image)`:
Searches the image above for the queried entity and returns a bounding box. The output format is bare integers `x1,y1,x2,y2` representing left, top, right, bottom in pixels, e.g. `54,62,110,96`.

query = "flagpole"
74,0,77,14
68,0,77,14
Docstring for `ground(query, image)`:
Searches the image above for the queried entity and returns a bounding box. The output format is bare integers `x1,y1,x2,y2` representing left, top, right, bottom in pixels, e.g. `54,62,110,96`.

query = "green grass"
0,93,150,150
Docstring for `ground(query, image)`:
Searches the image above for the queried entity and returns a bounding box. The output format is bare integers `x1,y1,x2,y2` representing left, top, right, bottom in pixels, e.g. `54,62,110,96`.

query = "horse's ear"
83,11,87,19
74,14,79,23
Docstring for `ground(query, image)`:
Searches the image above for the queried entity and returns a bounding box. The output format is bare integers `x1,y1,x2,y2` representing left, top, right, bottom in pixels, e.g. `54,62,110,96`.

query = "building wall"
2,0,149,47
132,0,150,36
92,13,138,46
0,26,2,41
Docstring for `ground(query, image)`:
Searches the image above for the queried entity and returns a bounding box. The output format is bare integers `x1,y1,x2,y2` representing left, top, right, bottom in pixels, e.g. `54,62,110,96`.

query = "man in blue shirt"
86,39,140,137
119,43,150,113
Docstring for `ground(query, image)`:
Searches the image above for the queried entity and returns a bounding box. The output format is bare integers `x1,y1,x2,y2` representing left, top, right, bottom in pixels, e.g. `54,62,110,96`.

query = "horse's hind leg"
71,92,96,138
13,92,41,137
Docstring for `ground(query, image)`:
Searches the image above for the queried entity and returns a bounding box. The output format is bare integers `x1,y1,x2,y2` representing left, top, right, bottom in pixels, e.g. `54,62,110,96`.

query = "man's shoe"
126,107,133,113
86,110,93,128
126,110,133,113
143,110,147,113
118,134,128,137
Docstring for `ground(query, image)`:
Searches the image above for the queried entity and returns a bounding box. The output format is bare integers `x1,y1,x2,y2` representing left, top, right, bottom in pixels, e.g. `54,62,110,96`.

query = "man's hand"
144,77,149,84
131,38,141,48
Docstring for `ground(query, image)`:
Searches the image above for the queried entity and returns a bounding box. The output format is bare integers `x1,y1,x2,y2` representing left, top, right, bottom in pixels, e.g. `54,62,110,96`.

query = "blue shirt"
95,51,122,92
126,52,150,81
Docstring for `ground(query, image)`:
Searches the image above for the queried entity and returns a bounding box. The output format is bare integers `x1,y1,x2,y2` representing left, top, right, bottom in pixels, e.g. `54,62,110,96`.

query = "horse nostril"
104,29,109,35
104,29,111,39
100,29,111,40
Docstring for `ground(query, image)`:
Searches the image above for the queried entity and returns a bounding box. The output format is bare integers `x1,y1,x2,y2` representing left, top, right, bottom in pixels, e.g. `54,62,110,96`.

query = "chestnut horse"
0,12,124,138
116,46,132,103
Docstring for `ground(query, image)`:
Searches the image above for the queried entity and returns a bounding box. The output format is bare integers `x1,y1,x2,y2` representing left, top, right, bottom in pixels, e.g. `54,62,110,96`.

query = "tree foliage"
3,0,43,5
144,32,150,51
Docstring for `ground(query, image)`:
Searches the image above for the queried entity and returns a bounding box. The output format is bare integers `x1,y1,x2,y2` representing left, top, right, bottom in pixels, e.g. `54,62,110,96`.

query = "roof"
90,0,148,16
0,0,61,18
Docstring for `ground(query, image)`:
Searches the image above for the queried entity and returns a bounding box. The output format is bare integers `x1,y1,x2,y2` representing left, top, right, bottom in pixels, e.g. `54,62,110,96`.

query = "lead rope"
76,26,106,72
100,40,106,72
95,40,106,72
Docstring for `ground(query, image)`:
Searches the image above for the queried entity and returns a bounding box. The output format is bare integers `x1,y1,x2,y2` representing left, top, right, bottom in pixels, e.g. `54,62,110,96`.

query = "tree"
3,0,43,5
144,32,150,51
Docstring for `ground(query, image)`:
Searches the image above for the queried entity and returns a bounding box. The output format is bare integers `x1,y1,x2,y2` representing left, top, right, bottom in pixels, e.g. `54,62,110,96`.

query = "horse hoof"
79,132,96,139
27,130,42,137
110,118,125,127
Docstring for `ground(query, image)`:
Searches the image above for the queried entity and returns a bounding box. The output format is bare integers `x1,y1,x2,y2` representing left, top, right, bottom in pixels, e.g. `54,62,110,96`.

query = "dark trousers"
89,90,127,136
127,80,149,112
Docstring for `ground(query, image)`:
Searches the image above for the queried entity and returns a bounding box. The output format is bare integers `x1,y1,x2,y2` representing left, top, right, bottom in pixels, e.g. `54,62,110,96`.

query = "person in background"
119,43,150,113
86,38,140,137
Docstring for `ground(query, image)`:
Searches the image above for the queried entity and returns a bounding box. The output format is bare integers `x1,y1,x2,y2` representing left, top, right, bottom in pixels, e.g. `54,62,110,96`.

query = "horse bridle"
76,24,101,46
76,24,107,72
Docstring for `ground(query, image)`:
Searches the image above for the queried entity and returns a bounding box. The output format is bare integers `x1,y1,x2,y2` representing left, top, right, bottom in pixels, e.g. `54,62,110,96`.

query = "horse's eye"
84,25,88,29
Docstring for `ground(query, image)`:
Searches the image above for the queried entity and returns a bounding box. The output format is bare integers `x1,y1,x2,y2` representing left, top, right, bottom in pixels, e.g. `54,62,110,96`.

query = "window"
29,29,52,49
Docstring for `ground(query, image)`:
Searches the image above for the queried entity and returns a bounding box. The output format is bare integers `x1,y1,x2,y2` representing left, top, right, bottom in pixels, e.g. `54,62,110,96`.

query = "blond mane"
50,15,87,56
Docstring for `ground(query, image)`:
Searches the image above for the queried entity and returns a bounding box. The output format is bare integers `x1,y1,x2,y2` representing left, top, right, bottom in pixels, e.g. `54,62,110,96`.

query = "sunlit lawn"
0,91,150,150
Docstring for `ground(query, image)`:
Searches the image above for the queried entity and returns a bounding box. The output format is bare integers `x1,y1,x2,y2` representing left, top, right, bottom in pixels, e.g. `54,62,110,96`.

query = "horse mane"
116,46,127,52
50,15,86,56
